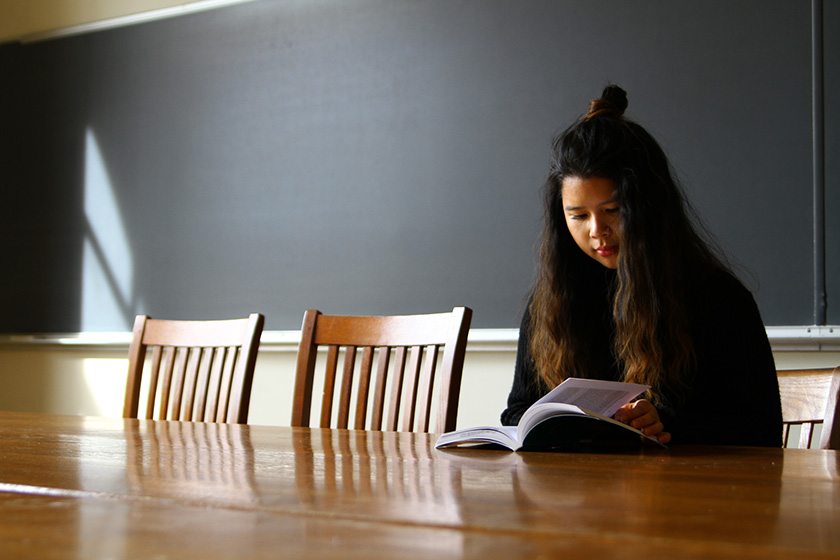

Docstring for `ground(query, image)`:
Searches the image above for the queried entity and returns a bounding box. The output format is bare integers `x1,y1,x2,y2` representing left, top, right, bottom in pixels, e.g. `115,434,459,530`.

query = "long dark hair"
529,85,729,403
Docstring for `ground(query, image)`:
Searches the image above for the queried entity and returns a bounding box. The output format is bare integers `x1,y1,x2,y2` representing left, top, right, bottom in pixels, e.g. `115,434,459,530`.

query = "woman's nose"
590,218,610,238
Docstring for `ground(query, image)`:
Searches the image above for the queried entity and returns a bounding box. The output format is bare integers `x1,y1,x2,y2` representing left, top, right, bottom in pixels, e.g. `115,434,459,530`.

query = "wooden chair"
291,307,472,434
124,313,264,424
777,366,840,449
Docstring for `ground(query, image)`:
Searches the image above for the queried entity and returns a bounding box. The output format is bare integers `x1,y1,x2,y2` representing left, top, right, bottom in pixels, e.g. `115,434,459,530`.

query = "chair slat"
192,347,214,421
224,346,243,422
320,346,340,428
400,346,423,432
370,348,392,430
144,346,163,420
385,347,407,431
215,347,237,422
168,347,190,420
225,353,242,423
354,347,375,430
157,346,177,420
337,347,357,429
799,423,814,449
415,345,439,433
203,347,224,422
180,347,202,421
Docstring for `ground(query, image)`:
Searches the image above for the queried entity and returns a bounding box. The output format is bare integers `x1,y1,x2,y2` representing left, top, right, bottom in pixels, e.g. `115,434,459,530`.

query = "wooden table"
0,411,837,559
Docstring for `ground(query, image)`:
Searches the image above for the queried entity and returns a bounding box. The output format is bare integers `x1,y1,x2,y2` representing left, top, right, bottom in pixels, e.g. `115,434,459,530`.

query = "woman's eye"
569,213,587,220
605,207,620,214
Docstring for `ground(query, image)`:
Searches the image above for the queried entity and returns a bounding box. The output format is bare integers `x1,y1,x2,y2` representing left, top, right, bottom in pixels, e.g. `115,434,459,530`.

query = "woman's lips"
596,245,618,257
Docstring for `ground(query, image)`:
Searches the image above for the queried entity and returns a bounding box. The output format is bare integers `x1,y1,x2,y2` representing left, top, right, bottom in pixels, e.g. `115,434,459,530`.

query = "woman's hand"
614,399,671,444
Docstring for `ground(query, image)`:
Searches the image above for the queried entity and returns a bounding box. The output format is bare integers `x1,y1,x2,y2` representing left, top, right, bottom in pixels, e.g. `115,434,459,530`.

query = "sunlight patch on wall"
82,128,134,330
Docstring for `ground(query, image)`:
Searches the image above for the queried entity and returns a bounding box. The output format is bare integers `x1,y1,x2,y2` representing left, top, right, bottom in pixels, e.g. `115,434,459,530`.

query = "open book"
436,378,665,451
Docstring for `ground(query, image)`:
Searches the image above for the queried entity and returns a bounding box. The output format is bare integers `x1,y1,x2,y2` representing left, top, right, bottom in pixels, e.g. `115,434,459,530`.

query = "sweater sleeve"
500,307,544,426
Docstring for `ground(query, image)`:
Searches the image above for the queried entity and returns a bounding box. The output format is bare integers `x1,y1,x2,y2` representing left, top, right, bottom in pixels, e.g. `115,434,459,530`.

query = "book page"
518,402,586,437
435,426,519,450
535,378,649,418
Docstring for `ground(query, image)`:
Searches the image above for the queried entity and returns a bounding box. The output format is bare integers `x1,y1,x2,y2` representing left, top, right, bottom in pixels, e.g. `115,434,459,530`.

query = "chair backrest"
777,366,840,449
124,313,264,424
291,307,472,434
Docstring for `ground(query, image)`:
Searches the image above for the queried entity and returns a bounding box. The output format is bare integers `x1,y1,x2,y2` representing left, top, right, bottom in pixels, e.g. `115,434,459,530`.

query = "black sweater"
501,269,783,447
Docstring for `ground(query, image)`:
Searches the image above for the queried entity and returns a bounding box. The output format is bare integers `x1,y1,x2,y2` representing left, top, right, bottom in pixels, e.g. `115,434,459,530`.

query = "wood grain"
0,411,837,559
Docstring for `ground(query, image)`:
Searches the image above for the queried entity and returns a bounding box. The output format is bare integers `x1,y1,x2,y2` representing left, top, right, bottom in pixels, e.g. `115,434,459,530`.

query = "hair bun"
584,84,628,121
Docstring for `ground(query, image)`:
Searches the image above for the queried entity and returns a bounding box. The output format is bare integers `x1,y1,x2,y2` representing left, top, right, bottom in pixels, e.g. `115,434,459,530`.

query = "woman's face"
561,176,621,269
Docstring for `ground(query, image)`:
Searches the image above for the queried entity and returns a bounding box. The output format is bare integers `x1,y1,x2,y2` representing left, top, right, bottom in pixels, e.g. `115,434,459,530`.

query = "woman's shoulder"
689,266,762,323
692,265,751,299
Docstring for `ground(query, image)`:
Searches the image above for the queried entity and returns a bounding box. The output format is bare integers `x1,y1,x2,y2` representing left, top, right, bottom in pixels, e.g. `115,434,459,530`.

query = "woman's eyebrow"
564,198,618,211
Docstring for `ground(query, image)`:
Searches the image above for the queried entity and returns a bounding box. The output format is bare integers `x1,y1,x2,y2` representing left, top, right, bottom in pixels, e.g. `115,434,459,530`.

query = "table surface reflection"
0,411,837,559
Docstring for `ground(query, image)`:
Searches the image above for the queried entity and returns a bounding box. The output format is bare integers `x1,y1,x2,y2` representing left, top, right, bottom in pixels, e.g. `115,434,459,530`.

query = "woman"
502,85,782,446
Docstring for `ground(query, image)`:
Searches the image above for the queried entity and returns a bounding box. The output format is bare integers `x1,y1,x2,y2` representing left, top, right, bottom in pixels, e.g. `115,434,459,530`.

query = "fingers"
614,399,654,424
614,400,668,439
640,420,664,436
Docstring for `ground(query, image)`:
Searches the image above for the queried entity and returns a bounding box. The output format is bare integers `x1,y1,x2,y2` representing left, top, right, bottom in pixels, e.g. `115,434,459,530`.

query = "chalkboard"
0,0,837,331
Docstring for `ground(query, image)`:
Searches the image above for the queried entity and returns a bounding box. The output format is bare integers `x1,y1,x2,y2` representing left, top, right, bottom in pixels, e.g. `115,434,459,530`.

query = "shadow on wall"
1,42,86,333
1,44,142,333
